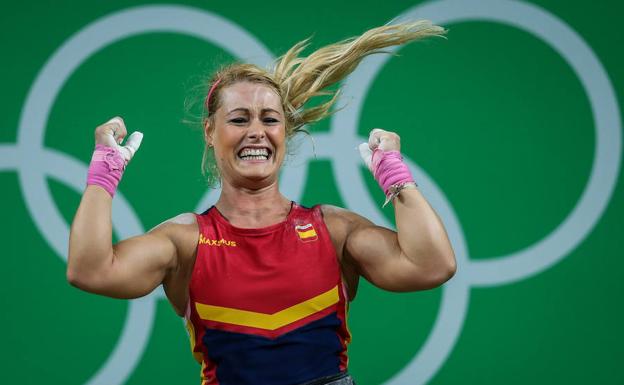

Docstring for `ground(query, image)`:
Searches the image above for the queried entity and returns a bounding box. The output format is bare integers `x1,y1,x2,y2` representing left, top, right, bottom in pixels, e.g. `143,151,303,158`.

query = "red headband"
204,78,222,113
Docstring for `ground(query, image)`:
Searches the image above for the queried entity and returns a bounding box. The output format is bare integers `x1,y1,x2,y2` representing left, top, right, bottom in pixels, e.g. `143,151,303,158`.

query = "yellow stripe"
344,297,352,344
195,285,339,330
297,229,317,238
184,318,204,364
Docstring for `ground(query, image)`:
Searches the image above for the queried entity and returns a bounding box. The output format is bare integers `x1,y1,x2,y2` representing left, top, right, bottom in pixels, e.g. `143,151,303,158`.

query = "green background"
1,0,622,384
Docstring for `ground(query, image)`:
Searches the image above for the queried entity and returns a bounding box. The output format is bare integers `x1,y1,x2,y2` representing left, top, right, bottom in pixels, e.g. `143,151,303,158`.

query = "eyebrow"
226,107,281,115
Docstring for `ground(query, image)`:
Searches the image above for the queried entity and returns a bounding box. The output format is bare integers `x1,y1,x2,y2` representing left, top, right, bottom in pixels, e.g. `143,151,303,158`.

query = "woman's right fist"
95,117,143,162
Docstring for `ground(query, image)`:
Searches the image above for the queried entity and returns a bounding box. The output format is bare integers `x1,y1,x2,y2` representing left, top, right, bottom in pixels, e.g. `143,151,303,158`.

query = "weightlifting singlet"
185,202,352,385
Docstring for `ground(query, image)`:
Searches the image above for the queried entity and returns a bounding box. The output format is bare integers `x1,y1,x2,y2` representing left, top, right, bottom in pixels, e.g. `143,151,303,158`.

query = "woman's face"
207,81,286,189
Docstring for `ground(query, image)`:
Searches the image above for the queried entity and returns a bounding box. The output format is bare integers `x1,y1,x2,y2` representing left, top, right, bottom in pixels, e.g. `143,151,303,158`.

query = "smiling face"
206,81,286,189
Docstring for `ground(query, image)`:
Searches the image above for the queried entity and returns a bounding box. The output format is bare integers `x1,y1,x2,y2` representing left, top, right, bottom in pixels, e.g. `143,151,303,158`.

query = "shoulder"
149,212,198,235
318,204,376,255
149,212,199,262
319,204,374,233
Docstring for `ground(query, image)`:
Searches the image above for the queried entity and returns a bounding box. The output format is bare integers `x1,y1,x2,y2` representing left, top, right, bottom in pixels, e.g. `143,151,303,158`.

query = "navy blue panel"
201,312,344,385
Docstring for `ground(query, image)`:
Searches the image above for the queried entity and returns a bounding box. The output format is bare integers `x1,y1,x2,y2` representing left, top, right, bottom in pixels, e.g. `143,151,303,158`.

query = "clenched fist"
358,128,401,170
95,116,143,163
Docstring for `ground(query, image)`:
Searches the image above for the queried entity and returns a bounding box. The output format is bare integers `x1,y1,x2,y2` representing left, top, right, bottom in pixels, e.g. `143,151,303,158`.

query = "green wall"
1,1,622,384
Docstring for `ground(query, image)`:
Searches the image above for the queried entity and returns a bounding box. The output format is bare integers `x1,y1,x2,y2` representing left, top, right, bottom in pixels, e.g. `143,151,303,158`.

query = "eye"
263,117,280,124
229,118,247,124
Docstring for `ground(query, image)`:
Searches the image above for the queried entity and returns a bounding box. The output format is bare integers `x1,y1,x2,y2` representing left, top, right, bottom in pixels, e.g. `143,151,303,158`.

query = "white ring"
8,1,619,385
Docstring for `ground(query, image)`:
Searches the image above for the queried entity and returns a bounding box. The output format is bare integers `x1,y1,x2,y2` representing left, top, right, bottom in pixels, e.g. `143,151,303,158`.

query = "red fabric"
185,203,351,381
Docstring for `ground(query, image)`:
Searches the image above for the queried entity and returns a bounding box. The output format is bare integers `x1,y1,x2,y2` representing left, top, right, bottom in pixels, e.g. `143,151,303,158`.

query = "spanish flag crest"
295,223,318,242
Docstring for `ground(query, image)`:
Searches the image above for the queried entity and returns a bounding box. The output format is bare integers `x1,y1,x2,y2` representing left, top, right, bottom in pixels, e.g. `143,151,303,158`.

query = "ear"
203,119,214,146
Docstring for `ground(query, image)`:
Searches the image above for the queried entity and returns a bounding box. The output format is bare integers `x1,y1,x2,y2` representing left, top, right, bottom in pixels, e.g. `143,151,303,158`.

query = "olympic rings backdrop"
1,1,623,384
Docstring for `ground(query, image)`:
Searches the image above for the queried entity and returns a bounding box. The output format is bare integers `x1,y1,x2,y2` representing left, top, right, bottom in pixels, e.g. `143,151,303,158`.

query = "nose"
246,120,266,140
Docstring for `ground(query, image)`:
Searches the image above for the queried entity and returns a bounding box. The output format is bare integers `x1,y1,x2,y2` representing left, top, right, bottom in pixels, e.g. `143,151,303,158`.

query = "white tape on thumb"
358,142,373,171
119,131,143,161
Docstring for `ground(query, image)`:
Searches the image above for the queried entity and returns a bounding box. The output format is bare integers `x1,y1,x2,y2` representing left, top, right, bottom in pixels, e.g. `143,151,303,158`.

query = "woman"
68,21,456,385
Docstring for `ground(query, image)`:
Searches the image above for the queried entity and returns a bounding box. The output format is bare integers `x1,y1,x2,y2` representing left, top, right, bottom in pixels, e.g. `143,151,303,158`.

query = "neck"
215,179,291,228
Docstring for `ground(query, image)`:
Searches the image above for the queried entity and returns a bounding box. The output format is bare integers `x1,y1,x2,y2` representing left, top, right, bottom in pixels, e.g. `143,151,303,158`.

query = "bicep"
79,227,178,299
344,216,447,292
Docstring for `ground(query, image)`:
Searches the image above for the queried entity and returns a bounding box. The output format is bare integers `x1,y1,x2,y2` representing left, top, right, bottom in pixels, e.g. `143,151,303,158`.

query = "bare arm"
66,117,184,299
332,128,456,292
328,187,455,292
67,186,181,298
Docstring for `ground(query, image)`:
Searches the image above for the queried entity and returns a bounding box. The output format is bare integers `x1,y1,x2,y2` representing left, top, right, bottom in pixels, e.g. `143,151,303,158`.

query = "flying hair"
201,20,446,186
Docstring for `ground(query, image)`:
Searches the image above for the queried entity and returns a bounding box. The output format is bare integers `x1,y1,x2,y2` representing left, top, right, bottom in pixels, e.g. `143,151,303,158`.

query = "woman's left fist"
358,128,401,170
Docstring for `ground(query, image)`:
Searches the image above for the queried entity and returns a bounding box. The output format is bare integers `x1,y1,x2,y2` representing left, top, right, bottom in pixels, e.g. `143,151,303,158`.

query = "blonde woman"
68,21,456,385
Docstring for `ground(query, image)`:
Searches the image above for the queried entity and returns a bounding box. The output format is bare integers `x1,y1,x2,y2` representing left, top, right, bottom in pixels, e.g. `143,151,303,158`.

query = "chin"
233,168,277,184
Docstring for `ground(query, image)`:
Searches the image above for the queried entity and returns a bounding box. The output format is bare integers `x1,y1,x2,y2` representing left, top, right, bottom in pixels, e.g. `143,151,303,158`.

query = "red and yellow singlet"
185,202,351,385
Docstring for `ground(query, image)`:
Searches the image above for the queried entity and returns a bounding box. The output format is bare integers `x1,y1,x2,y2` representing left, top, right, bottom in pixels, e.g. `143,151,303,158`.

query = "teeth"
238,147,270,158
240,155,268,160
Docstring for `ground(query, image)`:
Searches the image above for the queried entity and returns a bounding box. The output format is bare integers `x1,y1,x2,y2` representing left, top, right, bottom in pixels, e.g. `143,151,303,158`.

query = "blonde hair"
202,20,446,186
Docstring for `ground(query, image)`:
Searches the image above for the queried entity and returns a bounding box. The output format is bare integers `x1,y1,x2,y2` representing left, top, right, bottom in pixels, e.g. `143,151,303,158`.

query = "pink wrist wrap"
87,144,127,197
372,149,415,196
